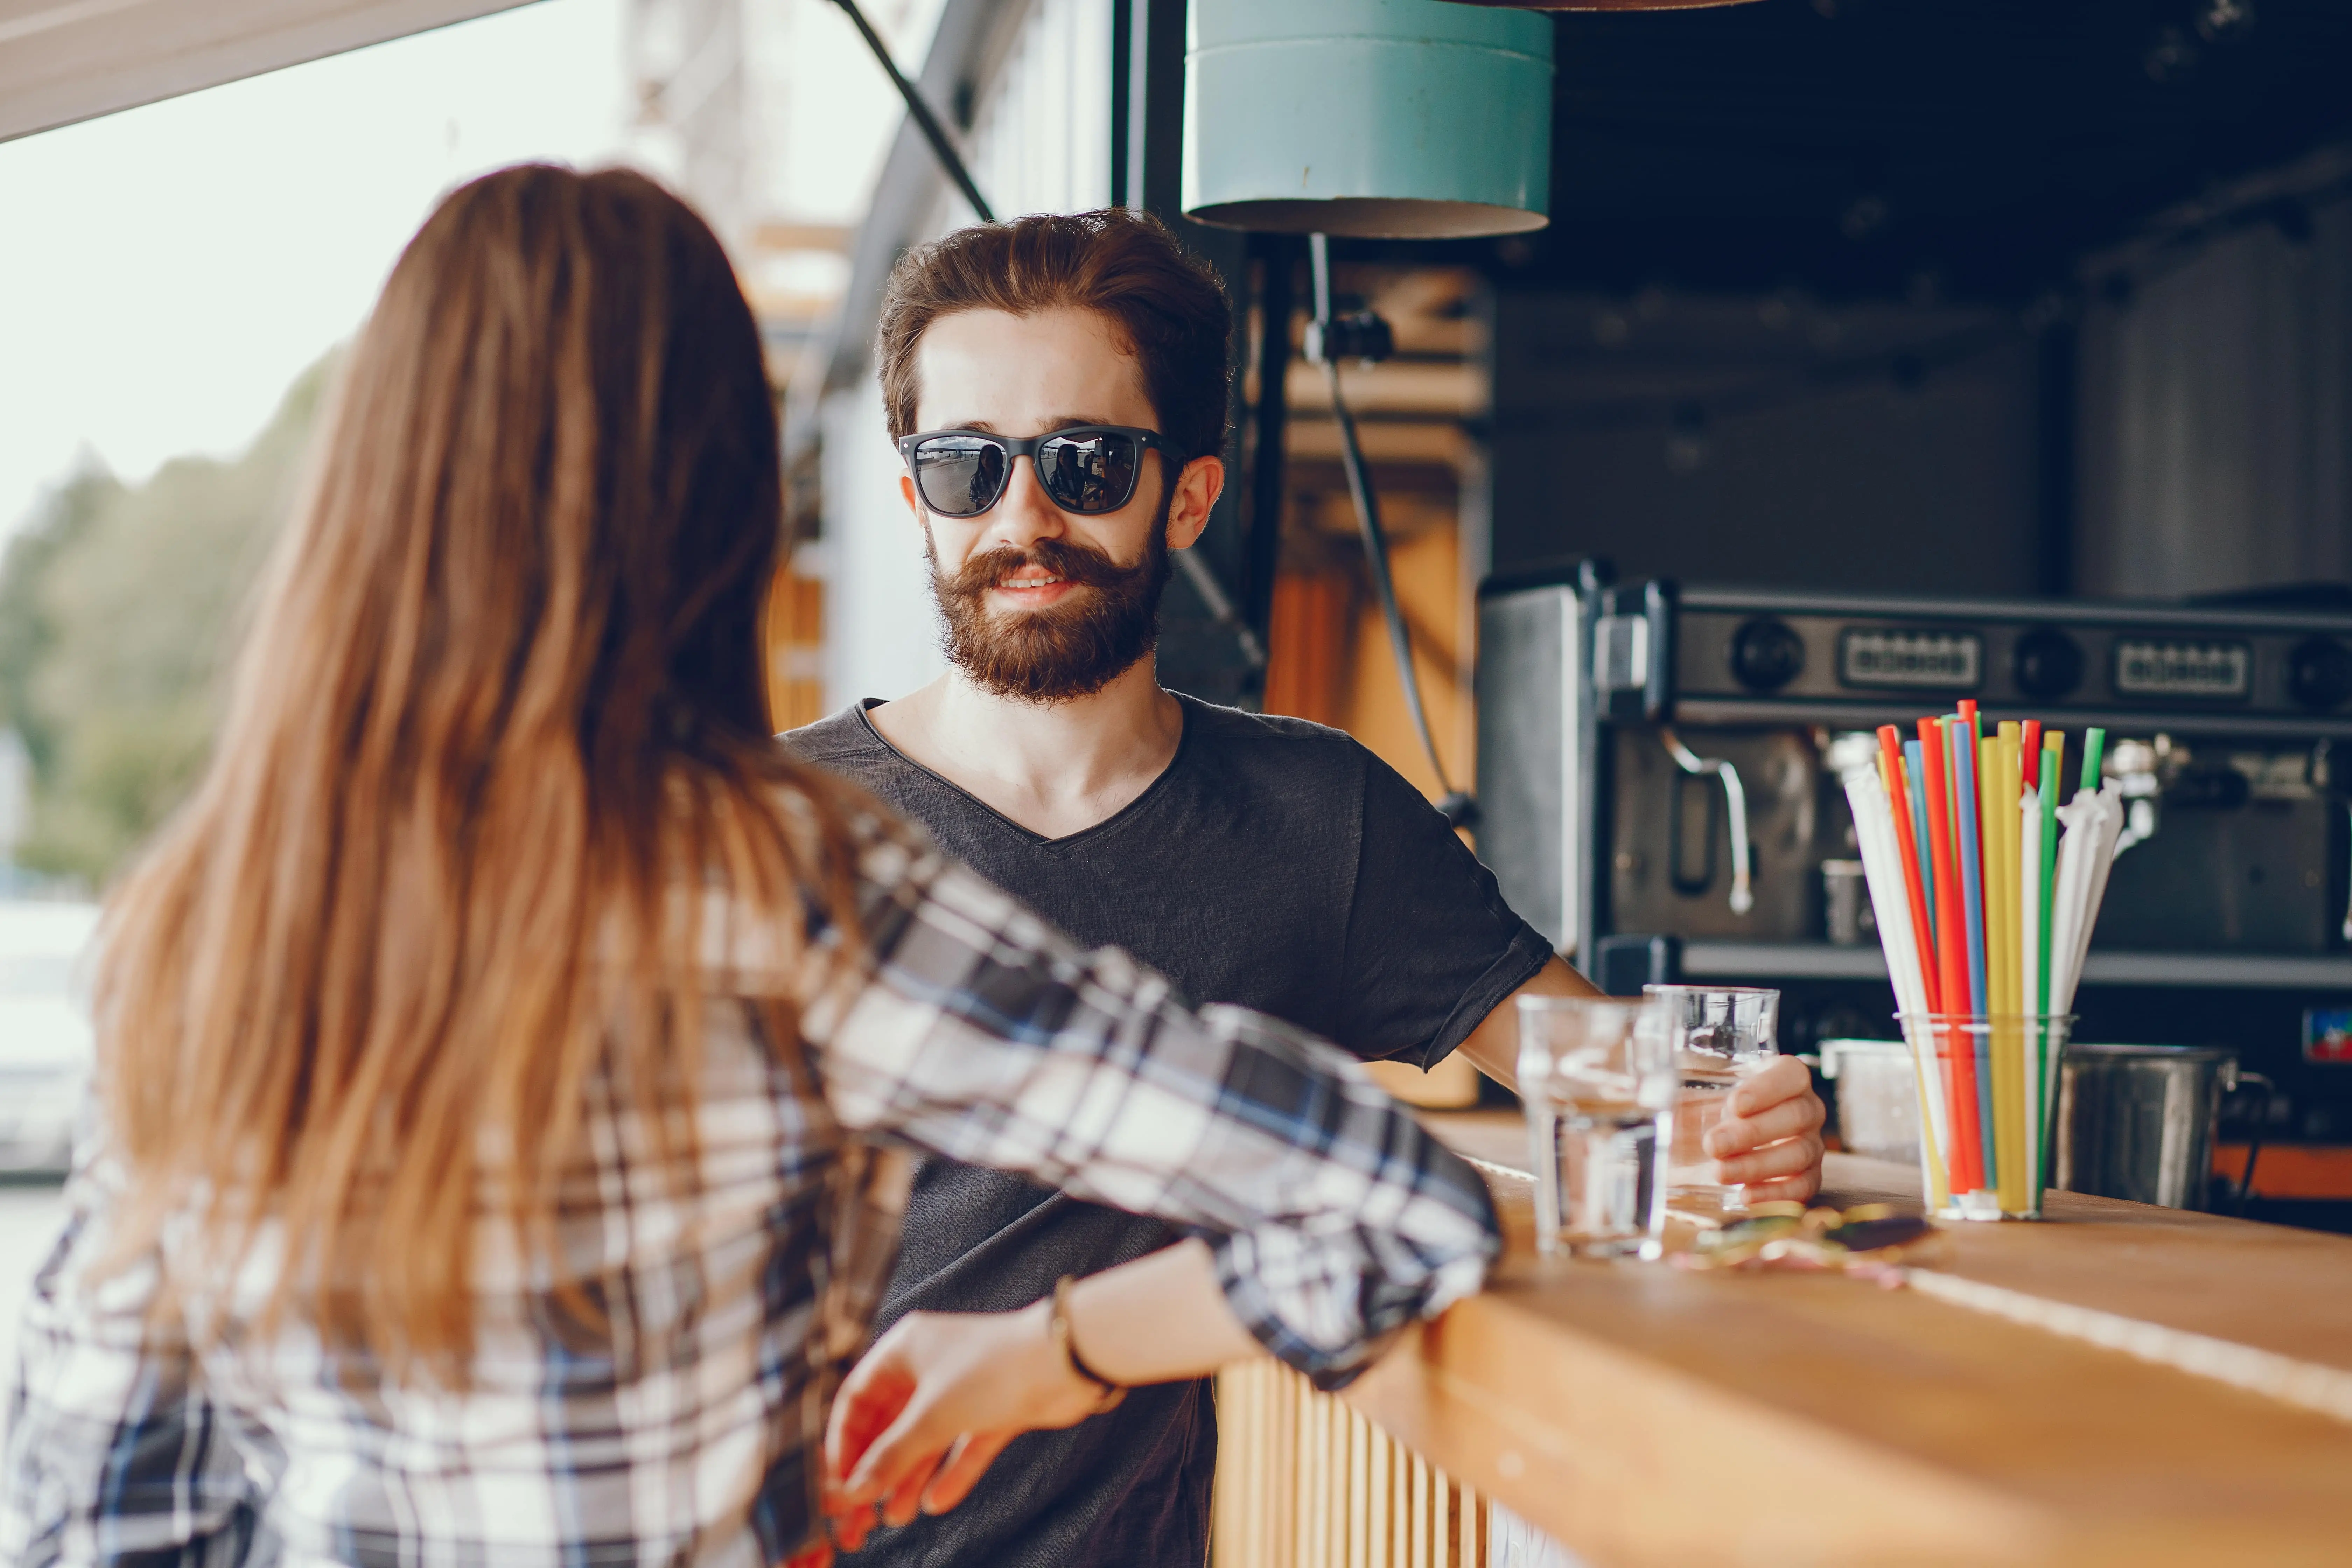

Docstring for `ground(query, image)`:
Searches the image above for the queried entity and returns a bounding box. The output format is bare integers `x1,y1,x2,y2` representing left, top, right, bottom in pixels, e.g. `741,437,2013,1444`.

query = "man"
786,209,1826,1567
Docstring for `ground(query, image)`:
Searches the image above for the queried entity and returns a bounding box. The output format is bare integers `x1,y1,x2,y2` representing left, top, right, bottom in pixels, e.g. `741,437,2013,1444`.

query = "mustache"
947,537,1135,597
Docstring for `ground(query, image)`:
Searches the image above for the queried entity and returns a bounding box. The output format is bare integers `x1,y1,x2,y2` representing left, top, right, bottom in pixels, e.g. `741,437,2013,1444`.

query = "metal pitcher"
2056,1044,2247,1212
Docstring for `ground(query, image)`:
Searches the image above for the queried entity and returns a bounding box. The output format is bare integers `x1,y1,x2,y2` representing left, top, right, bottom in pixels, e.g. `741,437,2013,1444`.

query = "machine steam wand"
1660,728,1754,916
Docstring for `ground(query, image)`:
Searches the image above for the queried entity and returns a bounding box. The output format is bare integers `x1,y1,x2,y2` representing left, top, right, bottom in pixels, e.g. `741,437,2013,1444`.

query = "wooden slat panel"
1213,1362,1489,1568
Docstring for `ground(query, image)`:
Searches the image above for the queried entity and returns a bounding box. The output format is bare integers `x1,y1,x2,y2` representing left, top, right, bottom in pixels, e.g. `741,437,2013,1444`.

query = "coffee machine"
1476,562,2352,1182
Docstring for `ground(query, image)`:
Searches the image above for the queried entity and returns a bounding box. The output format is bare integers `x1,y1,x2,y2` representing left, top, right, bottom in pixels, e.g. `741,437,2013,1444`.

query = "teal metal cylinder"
1182,0,1554,239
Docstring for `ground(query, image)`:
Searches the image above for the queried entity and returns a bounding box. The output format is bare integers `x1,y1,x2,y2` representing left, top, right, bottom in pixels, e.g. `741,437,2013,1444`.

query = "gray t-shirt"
784,696,1551,1568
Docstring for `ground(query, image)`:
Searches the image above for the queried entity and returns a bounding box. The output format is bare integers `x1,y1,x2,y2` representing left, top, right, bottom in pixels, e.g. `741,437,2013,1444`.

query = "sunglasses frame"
895,425,1185,518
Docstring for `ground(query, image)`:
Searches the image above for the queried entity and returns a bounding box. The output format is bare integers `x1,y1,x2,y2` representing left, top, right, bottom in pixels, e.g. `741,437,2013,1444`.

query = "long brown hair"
94,164,858,1372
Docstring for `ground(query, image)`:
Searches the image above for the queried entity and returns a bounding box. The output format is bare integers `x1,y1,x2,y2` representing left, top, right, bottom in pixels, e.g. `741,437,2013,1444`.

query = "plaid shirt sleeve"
797,812,1504,1389
2,1128,265,1568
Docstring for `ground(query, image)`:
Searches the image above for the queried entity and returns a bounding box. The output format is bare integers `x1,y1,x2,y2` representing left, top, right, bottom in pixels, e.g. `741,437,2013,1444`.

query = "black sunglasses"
896,425,1183,518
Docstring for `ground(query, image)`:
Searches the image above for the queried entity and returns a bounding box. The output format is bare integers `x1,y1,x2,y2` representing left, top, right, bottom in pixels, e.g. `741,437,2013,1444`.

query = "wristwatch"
1049,1275,1128,1415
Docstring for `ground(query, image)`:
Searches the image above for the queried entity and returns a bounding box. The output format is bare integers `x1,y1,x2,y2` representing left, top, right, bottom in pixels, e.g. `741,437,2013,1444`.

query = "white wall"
820,377,948,708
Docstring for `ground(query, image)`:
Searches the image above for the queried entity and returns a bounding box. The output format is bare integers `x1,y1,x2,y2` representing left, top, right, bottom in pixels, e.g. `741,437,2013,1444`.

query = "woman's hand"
823,1301,1107,1550
1703,1055,1828,1203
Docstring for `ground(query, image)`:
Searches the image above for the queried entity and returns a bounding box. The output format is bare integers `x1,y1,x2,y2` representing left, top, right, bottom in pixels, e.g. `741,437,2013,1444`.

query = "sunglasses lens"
1036,432,1138,514
912,436,1007,517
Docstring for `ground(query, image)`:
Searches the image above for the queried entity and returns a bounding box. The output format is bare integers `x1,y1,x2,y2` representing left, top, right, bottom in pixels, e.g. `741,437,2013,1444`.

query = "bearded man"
785,209,1828,1568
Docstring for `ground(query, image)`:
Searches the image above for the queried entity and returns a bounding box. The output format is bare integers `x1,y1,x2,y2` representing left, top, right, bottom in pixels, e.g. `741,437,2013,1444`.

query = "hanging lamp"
1182,0,1554,239
1443,1,1760,10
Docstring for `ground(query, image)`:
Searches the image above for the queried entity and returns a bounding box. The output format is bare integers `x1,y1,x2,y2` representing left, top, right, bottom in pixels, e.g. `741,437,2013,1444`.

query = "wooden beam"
0,0,539,144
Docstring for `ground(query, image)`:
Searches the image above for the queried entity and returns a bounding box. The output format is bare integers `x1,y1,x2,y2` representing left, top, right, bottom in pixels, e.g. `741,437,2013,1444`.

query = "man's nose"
983,454,1067,551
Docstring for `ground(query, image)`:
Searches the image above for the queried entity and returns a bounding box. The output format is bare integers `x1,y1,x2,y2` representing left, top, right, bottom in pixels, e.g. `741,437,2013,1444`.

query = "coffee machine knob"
2289,636,2352,711
2012,627,2084,701
1729,617,1805,693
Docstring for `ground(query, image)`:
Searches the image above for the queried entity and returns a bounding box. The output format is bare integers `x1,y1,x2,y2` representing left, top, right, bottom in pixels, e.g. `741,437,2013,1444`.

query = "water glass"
1644,985,1781,1220
1516,995,1678,1258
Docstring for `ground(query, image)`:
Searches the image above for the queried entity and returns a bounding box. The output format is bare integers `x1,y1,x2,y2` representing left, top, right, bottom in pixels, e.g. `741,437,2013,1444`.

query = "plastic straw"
1993,725,2023,1209
2081,726,2107,793
1846,765,1951,1212
1917,718,1980,1193
1877,727,1939,1013
1902,740,1936,950
2036,732,2063,1195
1984,729,2024,1213
2019,782,2044,1203
1949,718,1996,1189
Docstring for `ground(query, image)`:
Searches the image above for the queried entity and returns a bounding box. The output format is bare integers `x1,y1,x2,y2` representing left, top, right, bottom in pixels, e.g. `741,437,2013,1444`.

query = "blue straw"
1903,739,1936,951
1947,716,1997,1190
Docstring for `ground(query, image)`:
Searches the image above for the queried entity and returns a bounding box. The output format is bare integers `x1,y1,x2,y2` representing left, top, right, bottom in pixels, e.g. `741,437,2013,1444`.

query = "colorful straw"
1876,727,1939,1013
2036,731,2062,1200
1948,717,1995,1189
1845,711,2124,1220
1917,718,1980,1193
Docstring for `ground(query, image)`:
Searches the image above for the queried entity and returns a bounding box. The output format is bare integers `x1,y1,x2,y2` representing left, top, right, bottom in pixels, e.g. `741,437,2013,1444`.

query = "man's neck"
867,658,1185,840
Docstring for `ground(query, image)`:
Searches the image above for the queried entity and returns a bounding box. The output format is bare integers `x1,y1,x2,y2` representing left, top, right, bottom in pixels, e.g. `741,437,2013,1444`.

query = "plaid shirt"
2,809,1500,1567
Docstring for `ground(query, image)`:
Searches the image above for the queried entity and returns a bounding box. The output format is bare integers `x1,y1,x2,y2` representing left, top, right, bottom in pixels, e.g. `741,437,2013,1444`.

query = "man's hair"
876,208,1232,463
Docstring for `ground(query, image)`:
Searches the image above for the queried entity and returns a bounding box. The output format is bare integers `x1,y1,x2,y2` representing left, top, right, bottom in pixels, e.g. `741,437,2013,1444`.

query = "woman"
0,166,1497,1567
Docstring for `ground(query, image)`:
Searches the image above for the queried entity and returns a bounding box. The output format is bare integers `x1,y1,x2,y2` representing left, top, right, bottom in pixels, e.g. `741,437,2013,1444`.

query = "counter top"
1342,1113,2352,1567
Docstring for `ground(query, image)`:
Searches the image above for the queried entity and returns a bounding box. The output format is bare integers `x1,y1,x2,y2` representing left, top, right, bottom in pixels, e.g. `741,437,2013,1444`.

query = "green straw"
2035,734,2061,1204
2080,726,2106,794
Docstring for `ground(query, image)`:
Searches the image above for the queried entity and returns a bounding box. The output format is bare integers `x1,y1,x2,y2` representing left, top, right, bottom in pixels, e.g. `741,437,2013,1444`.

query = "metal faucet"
1660,729,1754,916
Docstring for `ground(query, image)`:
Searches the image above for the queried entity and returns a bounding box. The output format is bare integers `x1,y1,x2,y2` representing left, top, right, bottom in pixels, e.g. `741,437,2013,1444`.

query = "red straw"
1875,725,1940,1015
1917,716,1983,1192
1959,698,1980,747
2022,719,2042,790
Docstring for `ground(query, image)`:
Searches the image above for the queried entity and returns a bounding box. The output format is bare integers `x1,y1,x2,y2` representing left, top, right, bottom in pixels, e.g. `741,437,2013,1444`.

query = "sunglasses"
897,425,1183,519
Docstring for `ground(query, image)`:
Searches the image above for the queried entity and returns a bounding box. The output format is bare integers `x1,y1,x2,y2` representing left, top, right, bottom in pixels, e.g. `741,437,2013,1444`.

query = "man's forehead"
913,306,1155,427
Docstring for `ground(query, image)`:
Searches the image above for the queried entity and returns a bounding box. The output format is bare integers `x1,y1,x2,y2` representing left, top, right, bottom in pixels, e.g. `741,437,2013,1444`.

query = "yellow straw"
1979,732,2014,1213
1994,727,2027,1214
1976,735,2004,1197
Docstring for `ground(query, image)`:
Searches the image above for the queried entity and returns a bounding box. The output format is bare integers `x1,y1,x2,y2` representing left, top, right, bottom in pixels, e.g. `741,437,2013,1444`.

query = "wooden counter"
1324,1113,2352,1568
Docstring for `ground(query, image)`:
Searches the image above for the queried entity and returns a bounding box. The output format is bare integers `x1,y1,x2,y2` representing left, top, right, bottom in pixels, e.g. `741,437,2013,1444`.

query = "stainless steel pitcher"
2055,1044,2241,1211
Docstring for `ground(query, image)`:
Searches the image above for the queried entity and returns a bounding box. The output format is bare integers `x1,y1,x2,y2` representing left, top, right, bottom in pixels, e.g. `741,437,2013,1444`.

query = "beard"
926,512,1172,705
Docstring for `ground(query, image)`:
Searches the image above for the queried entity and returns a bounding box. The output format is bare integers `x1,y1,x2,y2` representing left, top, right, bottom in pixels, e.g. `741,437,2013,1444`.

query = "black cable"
825,0,993,223
1309,235,1474,828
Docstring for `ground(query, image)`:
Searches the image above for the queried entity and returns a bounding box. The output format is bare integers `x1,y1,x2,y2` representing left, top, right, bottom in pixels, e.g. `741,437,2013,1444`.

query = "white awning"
0,0,541,144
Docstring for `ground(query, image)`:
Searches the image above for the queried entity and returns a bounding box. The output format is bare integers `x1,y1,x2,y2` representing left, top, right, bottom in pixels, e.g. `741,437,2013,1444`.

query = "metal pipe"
826,0,993,223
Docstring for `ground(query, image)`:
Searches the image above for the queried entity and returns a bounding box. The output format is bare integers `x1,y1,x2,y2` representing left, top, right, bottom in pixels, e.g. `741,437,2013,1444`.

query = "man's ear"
898,473,923,522
1164,455,1225,551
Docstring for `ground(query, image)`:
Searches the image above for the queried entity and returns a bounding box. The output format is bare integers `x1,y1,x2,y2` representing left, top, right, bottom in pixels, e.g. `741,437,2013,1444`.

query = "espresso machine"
1476,562,2352,1205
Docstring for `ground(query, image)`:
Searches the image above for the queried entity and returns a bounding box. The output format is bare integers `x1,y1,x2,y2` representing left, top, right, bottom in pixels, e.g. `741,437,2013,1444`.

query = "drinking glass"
1644,985,1781,1220
1516,995,1679,1258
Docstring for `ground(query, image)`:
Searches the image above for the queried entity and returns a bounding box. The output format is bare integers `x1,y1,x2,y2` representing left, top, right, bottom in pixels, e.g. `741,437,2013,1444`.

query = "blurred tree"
0,355,334,887
0,462,118,780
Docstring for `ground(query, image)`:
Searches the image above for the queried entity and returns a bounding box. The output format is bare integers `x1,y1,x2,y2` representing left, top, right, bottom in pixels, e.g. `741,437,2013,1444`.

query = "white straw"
2047,795,2093,1016
2050,785,2124,1017
1840,768,1952,1176
2066,782,2126,999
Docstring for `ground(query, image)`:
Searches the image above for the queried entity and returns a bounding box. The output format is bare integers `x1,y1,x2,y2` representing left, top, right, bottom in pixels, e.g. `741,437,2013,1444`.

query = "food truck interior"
1188,1,2352,1228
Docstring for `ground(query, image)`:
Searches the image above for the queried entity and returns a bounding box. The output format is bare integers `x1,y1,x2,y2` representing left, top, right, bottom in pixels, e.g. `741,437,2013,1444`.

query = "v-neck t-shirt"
782,695,1552,1568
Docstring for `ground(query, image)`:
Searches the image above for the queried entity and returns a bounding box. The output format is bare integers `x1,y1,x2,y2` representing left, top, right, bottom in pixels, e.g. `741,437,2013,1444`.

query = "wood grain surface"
1336,1112,2352,1567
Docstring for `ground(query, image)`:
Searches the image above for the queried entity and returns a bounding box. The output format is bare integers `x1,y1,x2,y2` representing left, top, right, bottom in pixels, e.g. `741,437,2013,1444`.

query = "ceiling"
1451,0,2352,301
0,0,536,144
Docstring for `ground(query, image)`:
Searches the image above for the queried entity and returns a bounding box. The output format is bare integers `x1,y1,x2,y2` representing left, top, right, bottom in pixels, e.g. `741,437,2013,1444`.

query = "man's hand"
822,1302,1106,1551
1702,1055,1827,1203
